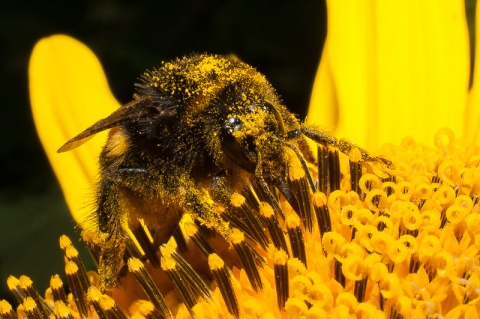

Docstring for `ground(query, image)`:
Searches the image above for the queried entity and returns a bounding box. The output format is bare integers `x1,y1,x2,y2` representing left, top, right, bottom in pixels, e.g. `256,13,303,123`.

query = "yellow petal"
309,1,470,151
29,34,120,226
466,2,480,143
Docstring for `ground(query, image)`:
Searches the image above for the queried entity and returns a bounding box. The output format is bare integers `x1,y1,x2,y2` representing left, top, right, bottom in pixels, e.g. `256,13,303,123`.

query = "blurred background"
0,0,326,302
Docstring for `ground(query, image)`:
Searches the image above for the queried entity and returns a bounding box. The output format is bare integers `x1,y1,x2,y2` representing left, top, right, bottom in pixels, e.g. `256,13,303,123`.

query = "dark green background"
0,0,326,303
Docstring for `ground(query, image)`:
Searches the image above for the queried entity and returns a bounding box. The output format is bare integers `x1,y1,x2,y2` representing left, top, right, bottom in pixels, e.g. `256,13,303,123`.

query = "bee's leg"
300,125,391,165
114,167,183,265
93,176,128,290
183,187,229,237
94,167,182,288
297,126,337,146
209,173,231,204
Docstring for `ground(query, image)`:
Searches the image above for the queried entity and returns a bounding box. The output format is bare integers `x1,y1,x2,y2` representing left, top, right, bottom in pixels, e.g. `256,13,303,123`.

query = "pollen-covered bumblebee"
59,54,383,313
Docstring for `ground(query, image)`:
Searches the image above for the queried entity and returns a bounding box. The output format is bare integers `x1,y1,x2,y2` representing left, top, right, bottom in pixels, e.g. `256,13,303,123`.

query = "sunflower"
2,2,480,319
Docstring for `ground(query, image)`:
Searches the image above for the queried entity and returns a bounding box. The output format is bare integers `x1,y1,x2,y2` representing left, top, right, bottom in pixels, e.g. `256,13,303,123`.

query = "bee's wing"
57,102,136,153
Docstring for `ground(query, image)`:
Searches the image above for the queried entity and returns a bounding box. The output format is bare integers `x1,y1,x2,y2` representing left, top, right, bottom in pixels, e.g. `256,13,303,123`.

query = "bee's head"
132,53,302,180
219,100,290,175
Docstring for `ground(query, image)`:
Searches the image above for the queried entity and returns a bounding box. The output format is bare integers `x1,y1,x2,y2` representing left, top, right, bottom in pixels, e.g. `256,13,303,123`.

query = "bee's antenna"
264,101,286,136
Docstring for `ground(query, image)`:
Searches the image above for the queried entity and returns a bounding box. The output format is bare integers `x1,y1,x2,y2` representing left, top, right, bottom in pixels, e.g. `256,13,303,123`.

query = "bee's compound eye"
220,118,256,173
224,117,243,134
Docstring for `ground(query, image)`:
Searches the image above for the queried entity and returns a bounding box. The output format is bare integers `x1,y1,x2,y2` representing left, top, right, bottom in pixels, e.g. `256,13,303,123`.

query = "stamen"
7,276,24,304
183,222,215,257
317,144,330,194
131,225,159,267
285,212,306,265
383,177,396,196
62,241,91,291
271,248,289,308
162,247,213,301
58,235,72,250
161,255,197,312
259,202,288,254
353,278,368,303
208,254,239,318
18,276,52,318
227,192,269,249
336,292,358,315
65,261,90,318
125,234,145,261
127,258,172,319
349,147,363,196
322,232,346,286
287,154,314,232
328,147,341,192
129,300,164,319
49,275,67,304
312,191,331,238
0,300,17,319
284,297,308,317
22,297,42,319
285,141,316,191
86,286,109,319
172,227,188,253
53,301,74,319
6,276,52,319
87,286,127,319
255,176,286,220
230,228,264,291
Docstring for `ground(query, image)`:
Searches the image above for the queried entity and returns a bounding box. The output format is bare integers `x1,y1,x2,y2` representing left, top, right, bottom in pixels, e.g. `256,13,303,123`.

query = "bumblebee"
59,54,382,313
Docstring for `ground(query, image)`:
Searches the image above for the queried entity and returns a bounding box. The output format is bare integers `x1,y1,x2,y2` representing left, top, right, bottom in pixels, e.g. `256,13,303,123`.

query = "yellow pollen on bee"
105,127,129,157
